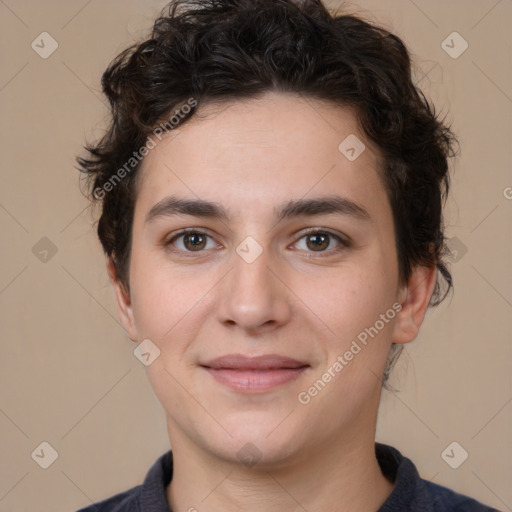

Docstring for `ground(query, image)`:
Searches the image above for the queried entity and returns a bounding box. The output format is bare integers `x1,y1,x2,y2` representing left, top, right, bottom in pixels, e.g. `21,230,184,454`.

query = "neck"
166,418,394,512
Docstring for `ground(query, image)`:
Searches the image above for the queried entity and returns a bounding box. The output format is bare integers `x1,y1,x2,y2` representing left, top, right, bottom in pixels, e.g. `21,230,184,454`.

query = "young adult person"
75,0,498,510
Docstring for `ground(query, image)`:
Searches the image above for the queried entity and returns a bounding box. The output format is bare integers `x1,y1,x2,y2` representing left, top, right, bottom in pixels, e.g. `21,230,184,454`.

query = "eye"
293,230,349,255
165,229,218,254
164,228,350,257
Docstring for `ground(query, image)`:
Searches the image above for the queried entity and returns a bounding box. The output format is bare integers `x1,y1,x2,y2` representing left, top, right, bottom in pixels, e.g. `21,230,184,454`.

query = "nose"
216,241,293,334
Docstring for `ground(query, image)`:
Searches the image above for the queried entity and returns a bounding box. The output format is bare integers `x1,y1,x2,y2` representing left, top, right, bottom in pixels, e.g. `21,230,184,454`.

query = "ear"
391,264,437,344
107,258,138,343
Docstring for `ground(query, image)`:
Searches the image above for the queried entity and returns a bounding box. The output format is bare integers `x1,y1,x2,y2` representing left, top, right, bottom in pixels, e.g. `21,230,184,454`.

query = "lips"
200,354,309,392
202,354,308,370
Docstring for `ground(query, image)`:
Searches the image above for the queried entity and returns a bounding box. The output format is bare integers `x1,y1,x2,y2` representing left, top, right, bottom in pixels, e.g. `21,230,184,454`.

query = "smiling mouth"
200,354,310,392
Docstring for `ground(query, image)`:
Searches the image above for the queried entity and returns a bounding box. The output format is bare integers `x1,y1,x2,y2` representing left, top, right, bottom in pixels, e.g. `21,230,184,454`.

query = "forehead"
134,92,387,220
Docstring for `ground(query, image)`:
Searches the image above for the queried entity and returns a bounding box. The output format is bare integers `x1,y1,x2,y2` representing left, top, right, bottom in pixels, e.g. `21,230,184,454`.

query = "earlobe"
391,264,437,345
107,258,138,343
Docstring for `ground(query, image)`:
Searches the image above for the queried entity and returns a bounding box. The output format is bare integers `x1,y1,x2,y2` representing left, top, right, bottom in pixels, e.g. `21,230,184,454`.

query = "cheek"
305,262,392,340
129,252,206,343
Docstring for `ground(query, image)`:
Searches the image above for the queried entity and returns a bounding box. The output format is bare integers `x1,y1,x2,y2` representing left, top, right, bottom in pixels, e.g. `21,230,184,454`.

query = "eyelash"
163,228,350,258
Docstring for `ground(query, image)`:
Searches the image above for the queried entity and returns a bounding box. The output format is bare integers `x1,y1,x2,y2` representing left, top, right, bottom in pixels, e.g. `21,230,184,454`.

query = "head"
78,0,458,466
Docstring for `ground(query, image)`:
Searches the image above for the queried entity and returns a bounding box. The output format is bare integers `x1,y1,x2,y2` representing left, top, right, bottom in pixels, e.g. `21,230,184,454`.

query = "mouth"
200,354,310,392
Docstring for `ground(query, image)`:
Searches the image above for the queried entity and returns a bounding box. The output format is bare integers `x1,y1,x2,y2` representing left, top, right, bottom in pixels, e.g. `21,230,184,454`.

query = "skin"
108,91,436,512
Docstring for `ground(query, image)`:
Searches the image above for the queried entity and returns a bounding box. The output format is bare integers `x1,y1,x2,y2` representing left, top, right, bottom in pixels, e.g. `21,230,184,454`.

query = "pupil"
309,233,328,251
186,233,205,250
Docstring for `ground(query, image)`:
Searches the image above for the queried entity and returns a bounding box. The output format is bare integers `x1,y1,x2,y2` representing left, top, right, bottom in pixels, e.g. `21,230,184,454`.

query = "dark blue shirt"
75,443,500,511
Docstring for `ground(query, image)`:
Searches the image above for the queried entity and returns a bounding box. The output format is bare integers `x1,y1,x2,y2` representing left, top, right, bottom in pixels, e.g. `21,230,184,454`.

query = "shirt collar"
137,443,422,512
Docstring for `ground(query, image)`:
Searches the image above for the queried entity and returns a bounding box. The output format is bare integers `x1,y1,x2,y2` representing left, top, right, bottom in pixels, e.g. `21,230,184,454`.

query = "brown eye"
293,230,349,256
182,232,207,251
166,230,217,254
305,232,330,251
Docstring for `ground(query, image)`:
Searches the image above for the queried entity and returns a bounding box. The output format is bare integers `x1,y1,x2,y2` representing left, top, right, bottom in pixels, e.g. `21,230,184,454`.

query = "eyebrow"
144,195,371,225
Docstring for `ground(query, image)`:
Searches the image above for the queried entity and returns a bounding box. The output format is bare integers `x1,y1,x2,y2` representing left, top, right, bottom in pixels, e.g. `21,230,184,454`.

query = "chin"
199,416,305,469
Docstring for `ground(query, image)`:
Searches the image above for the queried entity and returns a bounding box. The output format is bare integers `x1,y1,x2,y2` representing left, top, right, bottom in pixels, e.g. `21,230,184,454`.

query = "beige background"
0,0,510,511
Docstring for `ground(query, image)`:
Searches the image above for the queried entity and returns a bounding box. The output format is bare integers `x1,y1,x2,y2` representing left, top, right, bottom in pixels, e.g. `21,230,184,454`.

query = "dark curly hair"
77,0,459,389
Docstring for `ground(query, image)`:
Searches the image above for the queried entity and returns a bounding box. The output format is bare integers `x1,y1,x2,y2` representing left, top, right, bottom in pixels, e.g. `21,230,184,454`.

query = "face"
111,91,434,467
